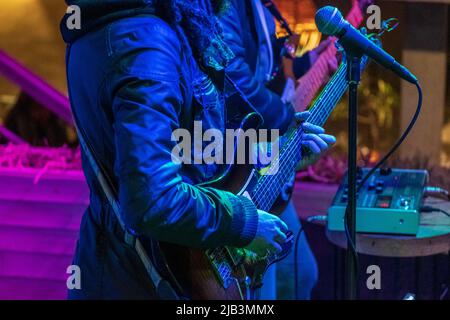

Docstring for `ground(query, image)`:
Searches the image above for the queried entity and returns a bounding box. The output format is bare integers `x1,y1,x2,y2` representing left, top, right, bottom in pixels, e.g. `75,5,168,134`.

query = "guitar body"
157,244,248,300
157,167,291,300
155,112,292,300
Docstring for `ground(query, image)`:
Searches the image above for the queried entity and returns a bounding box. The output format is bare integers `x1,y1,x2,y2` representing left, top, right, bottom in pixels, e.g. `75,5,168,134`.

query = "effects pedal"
327,168,429,235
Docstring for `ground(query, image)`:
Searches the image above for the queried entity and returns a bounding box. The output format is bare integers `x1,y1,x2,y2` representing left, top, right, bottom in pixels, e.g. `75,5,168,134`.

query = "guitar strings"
252,59,356,210
253,72,347,209
254,55,370,210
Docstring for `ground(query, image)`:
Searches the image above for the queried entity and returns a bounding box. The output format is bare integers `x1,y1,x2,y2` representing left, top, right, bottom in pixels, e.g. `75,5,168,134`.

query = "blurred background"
1,0,449,168
0,0,448,300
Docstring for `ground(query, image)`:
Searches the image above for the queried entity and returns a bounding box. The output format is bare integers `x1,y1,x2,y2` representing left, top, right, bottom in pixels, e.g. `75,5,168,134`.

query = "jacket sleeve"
106,19,258,249
220,2,295,134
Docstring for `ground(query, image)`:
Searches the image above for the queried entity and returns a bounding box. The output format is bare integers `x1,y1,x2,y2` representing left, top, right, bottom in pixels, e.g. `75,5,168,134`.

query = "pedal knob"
380,167,392,176
399,198,410,207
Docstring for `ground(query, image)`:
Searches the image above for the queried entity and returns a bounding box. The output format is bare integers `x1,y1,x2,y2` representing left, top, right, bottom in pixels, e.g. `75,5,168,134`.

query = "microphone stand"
344,51,363,300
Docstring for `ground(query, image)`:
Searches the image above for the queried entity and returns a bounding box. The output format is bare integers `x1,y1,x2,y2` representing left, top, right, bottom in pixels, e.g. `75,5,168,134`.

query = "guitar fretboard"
252,55,369,212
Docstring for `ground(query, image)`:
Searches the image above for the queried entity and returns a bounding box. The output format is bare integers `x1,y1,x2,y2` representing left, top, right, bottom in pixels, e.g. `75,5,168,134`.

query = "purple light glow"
0,168,88,300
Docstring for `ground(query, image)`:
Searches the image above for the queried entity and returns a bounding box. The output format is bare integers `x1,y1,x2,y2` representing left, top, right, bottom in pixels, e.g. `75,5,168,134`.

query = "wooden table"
293,183,450,258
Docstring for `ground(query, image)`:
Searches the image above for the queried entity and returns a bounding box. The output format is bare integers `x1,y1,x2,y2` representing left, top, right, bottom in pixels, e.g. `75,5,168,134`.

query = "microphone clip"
370,18,400,38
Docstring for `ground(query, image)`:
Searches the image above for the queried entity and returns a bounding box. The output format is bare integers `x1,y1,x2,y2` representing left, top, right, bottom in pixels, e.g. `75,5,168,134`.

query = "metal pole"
345,55,361,300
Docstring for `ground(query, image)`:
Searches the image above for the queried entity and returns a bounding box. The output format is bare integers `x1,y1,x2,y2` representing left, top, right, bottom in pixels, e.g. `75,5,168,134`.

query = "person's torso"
66,15,231,223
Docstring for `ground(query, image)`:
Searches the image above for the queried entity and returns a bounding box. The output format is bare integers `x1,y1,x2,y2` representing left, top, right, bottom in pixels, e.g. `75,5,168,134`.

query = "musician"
61,0,336,299
219,0,338,299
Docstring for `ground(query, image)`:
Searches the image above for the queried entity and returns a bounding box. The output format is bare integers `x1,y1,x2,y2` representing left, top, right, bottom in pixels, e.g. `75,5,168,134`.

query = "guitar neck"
252,55,369,212
309,56,369,127
295,46,337,111
295,1,365,111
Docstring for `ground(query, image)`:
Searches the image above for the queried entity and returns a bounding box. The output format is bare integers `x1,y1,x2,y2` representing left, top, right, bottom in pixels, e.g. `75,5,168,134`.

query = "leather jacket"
61,0,258,299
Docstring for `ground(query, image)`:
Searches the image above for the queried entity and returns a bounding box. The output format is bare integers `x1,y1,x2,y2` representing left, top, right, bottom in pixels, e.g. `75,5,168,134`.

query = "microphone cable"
343,81,423,297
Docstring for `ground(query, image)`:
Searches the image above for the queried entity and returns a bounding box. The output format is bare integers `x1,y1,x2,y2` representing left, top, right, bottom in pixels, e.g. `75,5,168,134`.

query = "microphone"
315,6,418,84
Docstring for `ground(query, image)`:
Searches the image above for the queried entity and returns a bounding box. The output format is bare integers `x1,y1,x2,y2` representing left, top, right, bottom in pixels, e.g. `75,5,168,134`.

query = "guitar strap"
258,0,297,105
261,0,293,36
66,46,180,300
254,0,274,82
75,122,180,300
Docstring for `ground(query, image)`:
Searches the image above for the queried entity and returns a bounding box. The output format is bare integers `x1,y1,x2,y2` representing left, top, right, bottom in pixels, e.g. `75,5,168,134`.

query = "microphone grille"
315,6,345,36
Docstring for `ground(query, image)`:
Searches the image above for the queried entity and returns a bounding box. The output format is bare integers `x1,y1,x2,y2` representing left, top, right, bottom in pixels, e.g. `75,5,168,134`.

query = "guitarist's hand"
245,210,289,257
296,111,336,168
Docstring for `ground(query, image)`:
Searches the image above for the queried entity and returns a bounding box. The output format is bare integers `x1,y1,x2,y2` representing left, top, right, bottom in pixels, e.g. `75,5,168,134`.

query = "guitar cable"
420,206,450,218
424,186,450,201
343,81,423,296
